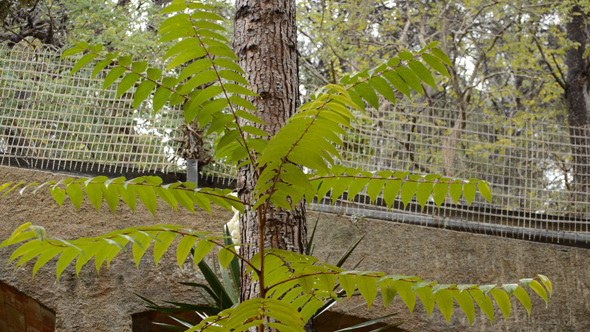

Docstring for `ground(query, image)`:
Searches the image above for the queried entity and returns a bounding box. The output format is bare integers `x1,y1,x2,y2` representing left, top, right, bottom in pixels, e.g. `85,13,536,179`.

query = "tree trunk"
233,0,307,316
565,5,590,206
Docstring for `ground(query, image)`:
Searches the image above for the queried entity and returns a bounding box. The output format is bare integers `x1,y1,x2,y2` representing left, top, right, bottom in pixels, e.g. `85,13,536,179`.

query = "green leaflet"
366,178,386,204
421,53,450,78
369,76,396,104
449,181,463,204
353,81,379,110
382,70,411,98
153,231,177,267
61,45,85,59
392,280,417,313
338,273,356,299
408,60,436,88
490,288,511,321
431,47,453,66
477,181,492,203
132,231,155,268
416,285,435,316
537,274,553,296
416,181,434,209
71,53,97,75
432,182,448,208
347,177,371,201
513,286,532,316
92,59,112,78
135,184,157,216
32,246,62,278
469,288,494,324
56,247,81,280
193,239,215,266
152,86,172,114
103,66,126,90
396,66,424,96
218,247,236,269
463,182,476,205
116,73,140,98
452,289,475,325
65,183,84,211
176,235,198,269
529,280,549,307
134,80,157,109
379,280,398,308
50,185,66,207
400,180,418,207
85,182,104,212
434,289,454,323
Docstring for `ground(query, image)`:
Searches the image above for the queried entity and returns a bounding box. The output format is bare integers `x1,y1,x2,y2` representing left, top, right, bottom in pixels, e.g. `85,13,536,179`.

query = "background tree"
565,4,590,200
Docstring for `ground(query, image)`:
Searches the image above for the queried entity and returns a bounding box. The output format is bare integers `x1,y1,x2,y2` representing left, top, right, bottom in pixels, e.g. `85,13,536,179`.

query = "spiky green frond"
0,176,243,216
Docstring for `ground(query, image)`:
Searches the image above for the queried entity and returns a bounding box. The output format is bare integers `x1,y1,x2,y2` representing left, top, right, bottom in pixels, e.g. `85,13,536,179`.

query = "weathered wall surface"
314,213,590,331
0,166,233,331
1,166,589,331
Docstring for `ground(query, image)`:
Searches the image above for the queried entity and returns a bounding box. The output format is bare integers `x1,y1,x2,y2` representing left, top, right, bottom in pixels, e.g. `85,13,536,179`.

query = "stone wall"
1,166,588,331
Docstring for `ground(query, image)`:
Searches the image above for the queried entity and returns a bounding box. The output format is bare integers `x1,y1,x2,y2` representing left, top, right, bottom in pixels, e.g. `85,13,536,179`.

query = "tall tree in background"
233,0,307,304
565,4,590,200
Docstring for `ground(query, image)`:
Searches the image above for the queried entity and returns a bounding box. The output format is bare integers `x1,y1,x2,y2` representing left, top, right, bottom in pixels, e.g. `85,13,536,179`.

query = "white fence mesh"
0,46,588,245
0,45,184,173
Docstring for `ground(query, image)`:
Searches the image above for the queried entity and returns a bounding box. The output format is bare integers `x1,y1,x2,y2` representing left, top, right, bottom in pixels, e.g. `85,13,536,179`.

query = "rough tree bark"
233,0,308,313
565,5,590,204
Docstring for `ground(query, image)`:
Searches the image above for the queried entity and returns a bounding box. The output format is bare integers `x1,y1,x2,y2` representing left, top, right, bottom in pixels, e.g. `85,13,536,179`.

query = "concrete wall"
1,166,588,331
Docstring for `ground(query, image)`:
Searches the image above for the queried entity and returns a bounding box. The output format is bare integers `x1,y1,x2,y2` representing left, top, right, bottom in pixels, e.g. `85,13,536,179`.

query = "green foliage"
0,0,552,330
1,224,553,328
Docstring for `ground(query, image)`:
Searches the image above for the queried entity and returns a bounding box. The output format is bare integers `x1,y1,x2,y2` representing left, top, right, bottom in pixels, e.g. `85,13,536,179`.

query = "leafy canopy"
0,0,551,330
